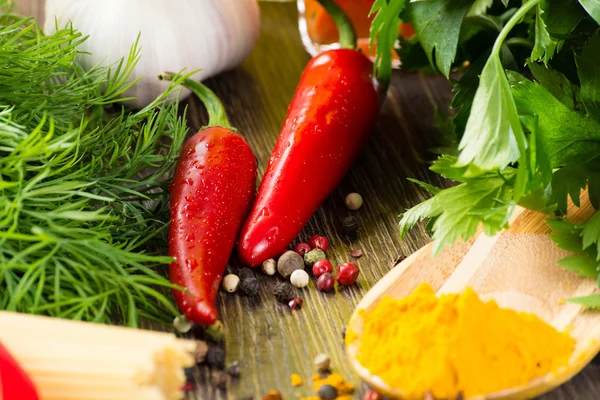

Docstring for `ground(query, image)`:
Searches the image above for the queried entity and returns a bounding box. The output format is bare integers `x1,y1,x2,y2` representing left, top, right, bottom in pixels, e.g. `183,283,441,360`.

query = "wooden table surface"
16,1,600,399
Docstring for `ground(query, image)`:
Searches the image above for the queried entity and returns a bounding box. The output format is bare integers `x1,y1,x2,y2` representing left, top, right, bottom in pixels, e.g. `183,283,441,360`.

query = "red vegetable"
161,73,257,325
238,0,380,267
0,342,39,400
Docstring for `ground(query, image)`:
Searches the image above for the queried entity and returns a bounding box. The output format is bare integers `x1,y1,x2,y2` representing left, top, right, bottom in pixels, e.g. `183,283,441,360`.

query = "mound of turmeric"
350,283,574,399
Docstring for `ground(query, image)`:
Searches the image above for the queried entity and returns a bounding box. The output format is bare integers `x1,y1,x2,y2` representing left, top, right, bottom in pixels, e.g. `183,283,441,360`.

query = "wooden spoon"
346,191,600,399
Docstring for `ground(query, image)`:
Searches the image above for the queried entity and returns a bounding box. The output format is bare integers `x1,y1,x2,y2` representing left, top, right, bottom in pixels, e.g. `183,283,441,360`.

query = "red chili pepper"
0,341,39,400
160,73,257,325
238,0,380,267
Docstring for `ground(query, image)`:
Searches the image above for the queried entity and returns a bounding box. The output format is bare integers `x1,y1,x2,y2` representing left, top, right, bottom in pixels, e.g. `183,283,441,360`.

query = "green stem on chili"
159,72,233,129
316,0,357,49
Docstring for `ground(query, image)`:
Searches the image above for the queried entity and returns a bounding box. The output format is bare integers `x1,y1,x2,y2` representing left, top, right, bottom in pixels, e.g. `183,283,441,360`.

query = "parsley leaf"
582,211,600,258
578,0,600,24
455,55,522,171
567,294,600,308
404,0,475,77
531,5,559,64
542,0,586,37
370,0,408,90
399,156,515,255
508,71,600,168
575,30,600,119
528,62,575,109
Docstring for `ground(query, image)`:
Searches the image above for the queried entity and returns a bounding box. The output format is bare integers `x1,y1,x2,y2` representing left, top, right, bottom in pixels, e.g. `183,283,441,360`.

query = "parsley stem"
158,72,233,130
316,0,357,49
492,0,540,57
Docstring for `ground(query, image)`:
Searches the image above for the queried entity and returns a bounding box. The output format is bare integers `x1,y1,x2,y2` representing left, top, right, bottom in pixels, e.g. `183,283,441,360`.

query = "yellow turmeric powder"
300,372,355,400
350,283,574,399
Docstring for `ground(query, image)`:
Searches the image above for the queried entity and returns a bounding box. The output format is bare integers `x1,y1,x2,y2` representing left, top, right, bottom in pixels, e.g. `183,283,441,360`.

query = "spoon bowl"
346,193,600,399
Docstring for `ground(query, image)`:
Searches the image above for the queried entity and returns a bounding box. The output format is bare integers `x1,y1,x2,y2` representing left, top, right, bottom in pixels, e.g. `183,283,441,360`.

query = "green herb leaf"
528,62,575,109
567,294,600,308
509,71,600,168
541,0,586,38
575,31,600,119
557,255,598,277
582,211,600,258
531,5,559,64
578,0,600,24
370,0,408,88
456,55,522,171
404,0,475,77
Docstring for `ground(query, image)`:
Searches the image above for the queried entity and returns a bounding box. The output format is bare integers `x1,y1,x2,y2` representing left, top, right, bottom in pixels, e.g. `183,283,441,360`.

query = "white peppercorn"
262,258,277,275
345,192,363,210
290,269,309,288
314,353,330,372
173,315,192,333
221,274,240,293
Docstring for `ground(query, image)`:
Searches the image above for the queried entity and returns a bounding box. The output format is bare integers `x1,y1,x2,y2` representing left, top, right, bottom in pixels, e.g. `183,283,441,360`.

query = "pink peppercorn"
364,390,383,400
288,297,303,310
309,235,329,251
293,242,311,256
336,262,359,286
312,259,333,277
317,273,335,291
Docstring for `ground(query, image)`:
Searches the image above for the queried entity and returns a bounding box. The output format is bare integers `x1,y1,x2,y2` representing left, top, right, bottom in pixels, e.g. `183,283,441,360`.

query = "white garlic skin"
44,0,260,108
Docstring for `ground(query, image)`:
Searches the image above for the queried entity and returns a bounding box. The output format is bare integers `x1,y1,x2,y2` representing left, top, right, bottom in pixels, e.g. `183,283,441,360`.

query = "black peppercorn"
239,277,259,296
340,215,358,234
318,384,338,400
184,366,195,382
273,282,296,303
239,267,255,280
206,345,226,369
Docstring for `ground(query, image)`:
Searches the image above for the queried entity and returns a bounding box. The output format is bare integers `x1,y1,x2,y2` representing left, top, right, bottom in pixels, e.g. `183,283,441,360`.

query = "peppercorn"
364,390,383,400
205,320,225,342
173,314,192,333
294,242,312,256
288,297,304,310
184,366,195,382
314,353,330,372
318,384,338,400
290,269,310,288
290,373,303,386
317,273,335,292
195,341,209,364
340,215,359,234
312,259,333,277
273,282,296,303
277,250,305,278
239,277,260,296
345,192,363,210
263,390,283,400
210,369,228,389
239,267,255,280
309,235,330,251
206,345,226,369
226,361,241,378
262,258,277,276
349,249,363,258
304,249,326,266
336,262,360,286
222,274,240,293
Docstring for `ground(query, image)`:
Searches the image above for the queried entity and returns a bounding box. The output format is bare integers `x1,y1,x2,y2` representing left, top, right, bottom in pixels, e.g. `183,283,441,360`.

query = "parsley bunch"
0,3,191,326
371,0,600,304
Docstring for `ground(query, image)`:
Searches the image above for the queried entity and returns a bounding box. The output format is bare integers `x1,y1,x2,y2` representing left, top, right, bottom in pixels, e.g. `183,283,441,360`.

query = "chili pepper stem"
316,0,357,49
158,72,233,130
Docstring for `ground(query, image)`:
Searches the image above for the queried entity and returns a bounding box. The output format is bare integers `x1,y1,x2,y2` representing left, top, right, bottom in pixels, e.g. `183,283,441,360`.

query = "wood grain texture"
14,1,600,399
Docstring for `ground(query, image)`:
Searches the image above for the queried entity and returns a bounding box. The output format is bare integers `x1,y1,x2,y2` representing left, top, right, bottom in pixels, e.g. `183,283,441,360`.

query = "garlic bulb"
45,0,260,108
